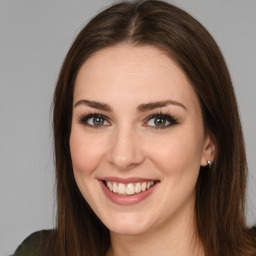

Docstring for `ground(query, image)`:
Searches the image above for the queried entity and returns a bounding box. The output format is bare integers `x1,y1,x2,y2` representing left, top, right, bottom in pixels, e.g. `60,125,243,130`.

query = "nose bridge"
107,124,144,170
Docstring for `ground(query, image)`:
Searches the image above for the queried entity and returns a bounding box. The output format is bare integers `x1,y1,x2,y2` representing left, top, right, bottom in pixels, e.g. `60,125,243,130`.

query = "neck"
106,201,204,256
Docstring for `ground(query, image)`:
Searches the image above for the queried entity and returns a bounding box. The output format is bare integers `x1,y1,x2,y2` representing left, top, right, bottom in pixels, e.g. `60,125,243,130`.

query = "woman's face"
70,45,214,236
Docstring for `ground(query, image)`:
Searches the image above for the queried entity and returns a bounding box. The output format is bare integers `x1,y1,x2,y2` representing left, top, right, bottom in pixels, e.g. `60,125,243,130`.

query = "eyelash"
78,111,179,130
143,112,179,129
78,112,110,129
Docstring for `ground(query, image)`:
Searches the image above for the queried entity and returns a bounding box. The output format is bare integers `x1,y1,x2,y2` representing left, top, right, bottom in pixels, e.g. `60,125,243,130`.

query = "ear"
200,133,216,167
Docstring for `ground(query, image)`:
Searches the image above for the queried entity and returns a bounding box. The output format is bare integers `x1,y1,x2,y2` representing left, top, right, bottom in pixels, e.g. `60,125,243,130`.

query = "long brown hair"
52,1,256,255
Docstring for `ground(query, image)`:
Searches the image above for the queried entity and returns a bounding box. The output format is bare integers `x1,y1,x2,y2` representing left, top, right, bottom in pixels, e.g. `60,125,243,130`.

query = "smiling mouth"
103,181,157,196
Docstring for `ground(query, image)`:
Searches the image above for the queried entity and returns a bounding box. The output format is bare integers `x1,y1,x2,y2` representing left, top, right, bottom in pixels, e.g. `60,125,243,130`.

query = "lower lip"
99,180,158,205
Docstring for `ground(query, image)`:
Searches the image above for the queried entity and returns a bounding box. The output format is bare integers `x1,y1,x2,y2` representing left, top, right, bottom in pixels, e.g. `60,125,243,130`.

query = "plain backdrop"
0,0,256,255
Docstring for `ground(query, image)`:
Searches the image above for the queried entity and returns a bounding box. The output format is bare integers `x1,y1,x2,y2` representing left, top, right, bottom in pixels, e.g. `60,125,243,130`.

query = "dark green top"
13,230,53,256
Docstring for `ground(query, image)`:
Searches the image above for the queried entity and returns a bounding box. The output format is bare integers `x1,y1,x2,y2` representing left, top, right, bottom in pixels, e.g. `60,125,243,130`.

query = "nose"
106,127,145,171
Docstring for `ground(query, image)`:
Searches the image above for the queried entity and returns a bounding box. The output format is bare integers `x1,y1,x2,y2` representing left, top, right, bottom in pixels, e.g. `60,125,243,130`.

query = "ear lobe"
200,133,216,167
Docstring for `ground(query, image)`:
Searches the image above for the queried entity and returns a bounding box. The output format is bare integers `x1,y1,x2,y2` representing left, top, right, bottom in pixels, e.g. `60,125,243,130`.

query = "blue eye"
79,113,110,128
144,114,178,129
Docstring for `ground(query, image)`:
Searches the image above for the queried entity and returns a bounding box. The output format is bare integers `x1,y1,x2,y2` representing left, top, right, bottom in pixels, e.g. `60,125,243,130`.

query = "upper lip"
99,177,159,184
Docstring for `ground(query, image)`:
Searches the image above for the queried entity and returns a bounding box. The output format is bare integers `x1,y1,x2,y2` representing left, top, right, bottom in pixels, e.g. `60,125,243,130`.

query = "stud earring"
207,160,212,168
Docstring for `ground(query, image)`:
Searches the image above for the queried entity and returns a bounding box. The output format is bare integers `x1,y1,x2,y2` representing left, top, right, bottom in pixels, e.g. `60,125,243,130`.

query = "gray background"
0,0,255,255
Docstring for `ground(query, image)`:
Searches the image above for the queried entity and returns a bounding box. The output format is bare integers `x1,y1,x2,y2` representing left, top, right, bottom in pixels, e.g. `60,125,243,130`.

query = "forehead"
74,44,200,111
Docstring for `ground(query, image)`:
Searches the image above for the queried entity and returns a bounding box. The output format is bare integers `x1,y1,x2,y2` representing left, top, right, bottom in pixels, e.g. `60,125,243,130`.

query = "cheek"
69,128,107,175
146,127,204,176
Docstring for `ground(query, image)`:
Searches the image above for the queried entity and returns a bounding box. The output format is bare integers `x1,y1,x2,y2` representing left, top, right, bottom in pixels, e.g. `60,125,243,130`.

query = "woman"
13,0,256,255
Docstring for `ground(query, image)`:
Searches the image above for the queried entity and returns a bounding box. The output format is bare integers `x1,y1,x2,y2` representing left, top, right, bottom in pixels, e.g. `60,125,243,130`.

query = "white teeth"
126,183,135,195
118,183,126,195
106,181,113,191
113,182,118,193
106,181,155,195
135,183,142,193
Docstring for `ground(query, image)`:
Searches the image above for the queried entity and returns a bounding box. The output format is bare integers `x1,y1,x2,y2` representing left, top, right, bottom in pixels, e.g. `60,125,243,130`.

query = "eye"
143,113,178,129
78,113,110,128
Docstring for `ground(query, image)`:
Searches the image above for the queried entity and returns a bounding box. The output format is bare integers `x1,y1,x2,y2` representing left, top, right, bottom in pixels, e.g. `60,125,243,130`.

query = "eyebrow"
137,100,187,112
74,99,112,112
73,99,186,112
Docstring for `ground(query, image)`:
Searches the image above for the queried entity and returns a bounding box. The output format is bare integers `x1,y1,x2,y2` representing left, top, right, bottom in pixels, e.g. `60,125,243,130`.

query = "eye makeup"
142,111,179,130
77,110,179,130
78,112,110,129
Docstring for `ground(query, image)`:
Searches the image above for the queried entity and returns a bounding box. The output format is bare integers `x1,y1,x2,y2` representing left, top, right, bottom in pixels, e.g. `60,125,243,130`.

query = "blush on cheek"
150,135,202,176
70,129,108,176
70,144,102,175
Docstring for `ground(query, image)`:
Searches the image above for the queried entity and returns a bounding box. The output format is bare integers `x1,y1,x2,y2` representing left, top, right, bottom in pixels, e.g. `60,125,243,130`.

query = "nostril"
106,134,145,170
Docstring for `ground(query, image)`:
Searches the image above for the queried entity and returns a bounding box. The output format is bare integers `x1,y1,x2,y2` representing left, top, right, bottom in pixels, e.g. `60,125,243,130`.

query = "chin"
102,212,155,236
108,224,151,236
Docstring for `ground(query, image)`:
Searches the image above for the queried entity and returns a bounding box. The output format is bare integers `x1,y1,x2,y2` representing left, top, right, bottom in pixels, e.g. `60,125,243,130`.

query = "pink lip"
99,179,159,206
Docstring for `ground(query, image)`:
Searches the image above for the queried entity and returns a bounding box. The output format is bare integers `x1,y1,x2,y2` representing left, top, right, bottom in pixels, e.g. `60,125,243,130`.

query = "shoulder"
13,229,54,256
